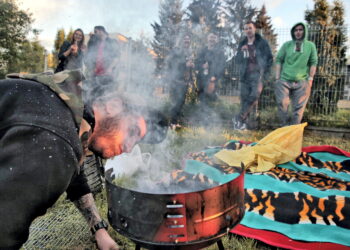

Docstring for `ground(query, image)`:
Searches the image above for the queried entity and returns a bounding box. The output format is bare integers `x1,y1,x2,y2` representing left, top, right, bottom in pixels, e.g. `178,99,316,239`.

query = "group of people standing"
167,21,318,129
166,32,225,126
236,21,317,129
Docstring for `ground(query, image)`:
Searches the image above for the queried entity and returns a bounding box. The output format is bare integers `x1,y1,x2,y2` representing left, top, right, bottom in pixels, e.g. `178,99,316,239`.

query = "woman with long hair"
55,28,86,73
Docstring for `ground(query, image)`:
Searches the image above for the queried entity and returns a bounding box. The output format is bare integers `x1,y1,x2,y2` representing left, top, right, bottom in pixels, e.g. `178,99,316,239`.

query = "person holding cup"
55,28,86,73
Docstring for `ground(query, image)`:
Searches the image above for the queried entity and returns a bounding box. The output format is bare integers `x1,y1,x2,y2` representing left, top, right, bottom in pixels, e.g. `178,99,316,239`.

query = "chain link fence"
22,197,91,250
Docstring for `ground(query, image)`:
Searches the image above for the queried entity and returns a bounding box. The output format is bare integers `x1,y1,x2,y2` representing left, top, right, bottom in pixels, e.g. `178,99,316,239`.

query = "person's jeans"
274,79,312,126
239,72,263,123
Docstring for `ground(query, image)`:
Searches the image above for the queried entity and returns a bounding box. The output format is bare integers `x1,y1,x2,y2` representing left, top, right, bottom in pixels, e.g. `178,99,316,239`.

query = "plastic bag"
104,145,151,177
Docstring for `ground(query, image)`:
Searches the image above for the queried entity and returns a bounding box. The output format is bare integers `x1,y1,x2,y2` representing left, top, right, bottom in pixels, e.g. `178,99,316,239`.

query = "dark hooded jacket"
275,22,318,81
195,45,226,81
84,36,120,77
236,33,273,80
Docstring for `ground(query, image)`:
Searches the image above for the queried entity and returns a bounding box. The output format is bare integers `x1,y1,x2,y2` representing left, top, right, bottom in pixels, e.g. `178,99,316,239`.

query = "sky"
17,0,350,53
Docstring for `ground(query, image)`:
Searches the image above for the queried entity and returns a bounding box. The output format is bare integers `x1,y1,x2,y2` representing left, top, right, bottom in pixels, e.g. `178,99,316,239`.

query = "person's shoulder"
62,40,71,46
239,37,248,46
256,34,270,46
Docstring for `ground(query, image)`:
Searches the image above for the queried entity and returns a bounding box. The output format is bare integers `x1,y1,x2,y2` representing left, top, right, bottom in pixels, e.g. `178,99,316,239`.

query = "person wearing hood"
275,22,318,126
234,21,273,130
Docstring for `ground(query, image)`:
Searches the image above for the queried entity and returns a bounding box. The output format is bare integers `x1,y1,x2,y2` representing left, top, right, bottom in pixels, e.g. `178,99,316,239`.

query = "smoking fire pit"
105,164,245,250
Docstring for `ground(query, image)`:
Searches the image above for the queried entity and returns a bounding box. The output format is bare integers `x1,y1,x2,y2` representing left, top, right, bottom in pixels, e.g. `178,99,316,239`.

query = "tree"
186,0,223,54
66,28,74,43
52,28,66,68
254,5,278,110
151,0,184,74
0,0,32,78
305,0,347,116
255,5,277,55
10,30,46,73
224,0,256,54
186,0,222,34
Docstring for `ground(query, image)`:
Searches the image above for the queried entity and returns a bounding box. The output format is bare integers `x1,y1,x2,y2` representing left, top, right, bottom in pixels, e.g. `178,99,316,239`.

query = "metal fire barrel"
105,168,245,250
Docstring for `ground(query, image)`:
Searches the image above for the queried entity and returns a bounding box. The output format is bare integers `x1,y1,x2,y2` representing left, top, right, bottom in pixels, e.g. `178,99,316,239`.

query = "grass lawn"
23,126,350,250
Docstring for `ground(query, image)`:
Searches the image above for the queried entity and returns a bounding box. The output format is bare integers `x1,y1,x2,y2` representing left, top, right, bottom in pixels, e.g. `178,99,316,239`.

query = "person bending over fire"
0,70,167,249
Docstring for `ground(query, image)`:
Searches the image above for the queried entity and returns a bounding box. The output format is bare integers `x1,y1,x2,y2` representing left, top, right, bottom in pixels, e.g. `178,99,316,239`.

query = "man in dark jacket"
234,21,273,130
84,26,120,102
0,70,166,249
195,33,225,105
166,34,194,127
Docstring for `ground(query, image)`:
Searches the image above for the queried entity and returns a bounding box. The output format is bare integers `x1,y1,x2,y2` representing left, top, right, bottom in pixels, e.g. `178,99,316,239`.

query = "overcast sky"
17,0,350,52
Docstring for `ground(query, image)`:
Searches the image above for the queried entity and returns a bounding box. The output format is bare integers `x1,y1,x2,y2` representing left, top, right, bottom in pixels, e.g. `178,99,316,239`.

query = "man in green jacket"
275,22,318,126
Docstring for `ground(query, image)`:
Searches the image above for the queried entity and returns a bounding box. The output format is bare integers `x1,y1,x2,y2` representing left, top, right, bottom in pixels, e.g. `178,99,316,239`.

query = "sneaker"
238,122,247,130
232,117,247,130
232,117,239,129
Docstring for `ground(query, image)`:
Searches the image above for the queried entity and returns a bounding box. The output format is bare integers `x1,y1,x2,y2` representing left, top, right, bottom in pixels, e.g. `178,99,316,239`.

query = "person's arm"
213,49,226,81
275,43,286,81
275,64,282,81
308,65,317,86
235,43,244,65
194,50,204,73
66,169,119,250
58,41,73,60
74,194,119,250
308,43,318,85
264,39,273,79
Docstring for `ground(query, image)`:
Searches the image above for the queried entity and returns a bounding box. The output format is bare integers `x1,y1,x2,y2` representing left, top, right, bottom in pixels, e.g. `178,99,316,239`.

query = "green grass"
24,127,350,250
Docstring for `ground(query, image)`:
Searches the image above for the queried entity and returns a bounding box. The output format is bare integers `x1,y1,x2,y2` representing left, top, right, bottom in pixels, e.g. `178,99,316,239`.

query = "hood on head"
291,22,308,41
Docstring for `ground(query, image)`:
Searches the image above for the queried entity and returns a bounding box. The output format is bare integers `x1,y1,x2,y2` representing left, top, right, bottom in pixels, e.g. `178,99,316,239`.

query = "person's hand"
241,45,248,50
186,59,194,68
95,229,120,250
71,43,78,55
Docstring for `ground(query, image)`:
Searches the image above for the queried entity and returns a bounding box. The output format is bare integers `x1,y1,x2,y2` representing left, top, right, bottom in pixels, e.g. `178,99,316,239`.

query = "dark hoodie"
276,22,318,81
236,33,273,80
